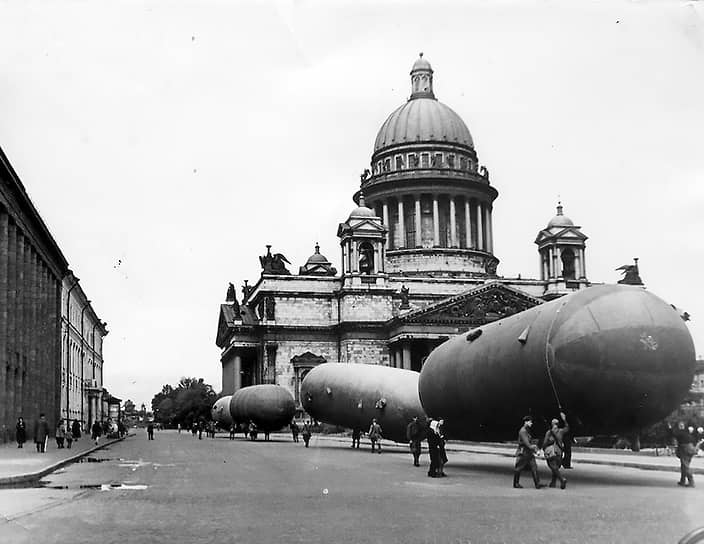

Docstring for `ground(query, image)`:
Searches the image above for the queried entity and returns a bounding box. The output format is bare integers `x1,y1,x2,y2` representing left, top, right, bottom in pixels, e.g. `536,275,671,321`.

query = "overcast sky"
1,0,703,408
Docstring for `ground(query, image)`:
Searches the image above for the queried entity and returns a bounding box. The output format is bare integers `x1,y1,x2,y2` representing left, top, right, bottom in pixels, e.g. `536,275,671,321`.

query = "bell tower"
337,193,388,288
535,203,589,299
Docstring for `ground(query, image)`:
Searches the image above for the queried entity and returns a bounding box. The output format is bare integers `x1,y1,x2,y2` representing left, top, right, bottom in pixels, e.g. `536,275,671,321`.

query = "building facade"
1,145,110,441
61,272,108,430
0,145,68,439
216,55,591,407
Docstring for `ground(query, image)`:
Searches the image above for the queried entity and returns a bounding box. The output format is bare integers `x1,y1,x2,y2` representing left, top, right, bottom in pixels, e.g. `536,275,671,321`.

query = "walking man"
147,422,155,440
91,419,102,445
406,416,423,467
672,421,696,487
426,418,441,478
290,421,299,443
368,418,383,454
542,412,569,489
513,415,544,489
301,421,312,447
34,414,49,453
351,427,362,449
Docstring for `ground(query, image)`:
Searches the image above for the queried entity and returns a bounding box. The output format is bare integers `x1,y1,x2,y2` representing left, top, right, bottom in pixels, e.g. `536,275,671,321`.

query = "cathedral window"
408,153,419,168
561,249,576,280
384,158,391,172
421,153,429,168
358,242,375,275
432,153,443,168
459,157,467,170
447,154,455,168
395,155,404,170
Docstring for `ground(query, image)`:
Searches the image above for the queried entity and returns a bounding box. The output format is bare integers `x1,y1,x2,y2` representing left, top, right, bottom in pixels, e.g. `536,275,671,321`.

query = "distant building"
61,271,109,429
0,145,111,441
216,55,592,407
677,358,704,421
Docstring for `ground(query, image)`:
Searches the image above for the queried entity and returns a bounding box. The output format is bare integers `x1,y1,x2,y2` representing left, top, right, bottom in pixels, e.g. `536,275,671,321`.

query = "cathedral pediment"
399,282,542,326
535,226,588,244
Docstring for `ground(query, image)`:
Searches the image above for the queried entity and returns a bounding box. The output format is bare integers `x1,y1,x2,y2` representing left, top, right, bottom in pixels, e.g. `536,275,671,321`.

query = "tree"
149,377,217,428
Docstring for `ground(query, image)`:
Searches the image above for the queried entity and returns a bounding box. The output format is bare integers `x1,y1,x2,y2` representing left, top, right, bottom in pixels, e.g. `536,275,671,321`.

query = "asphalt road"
0,430,702,544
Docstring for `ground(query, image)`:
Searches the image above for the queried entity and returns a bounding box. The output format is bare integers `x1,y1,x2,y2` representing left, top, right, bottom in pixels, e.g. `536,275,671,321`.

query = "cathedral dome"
305,244,328,265
373,54,474,154
547,203,574,228
347,194,376,220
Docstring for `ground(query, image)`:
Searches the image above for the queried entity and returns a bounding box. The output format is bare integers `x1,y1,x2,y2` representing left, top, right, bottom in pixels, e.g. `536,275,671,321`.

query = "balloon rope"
544,301,568,411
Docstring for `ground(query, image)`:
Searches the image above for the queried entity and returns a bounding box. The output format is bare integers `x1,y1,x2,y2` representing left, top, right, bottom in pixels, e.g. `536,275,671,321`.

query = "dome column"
476,201,484,250
486,206,493,253
382,201,389,231
397,199,405,249
449,196,457,247
465,198,472,249
432,195,440,246
414,196,422,248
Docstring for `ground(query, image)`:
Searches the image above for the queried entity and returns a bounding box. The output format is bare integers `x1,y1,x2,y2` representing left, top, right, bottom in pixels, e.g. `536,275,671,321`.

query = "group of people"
288,420,313,447
513,412,571,489
14,415,114,452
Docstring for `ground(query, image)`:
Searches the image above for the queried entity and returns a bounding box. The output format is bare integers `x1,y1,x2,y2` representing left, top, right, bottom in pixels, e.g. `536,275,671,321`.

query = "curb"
0,435,129,487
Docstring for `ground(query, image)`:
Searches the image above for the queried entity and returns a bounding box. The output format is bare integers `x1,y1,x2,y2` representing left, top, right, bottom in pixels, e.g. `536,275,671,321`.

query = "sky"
1,0,703,408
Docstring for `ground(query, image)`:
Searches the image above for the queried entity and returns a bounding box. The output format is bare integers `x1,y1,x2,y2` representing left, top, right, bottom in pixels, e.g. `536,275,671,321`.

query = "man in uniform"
672,421,696,487
406,416,424,467
513,415,544,489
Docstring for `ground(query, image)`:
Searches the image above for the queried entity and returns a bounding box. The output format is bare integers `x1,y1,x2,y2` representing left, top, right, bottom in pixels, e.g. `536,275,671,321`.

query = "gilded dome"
374,98,474,153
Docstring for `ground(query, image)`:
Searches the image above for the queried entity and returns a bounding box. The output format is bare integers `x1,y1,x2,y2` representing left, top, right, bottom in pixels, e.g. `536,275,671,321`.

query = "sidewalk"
0,435,127,486
311,434,704,475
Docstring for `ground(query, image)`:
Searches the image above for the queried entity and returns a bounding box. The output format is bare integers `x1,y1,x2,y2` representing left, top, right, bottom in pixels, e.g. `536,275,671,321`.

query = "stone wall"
340,338,390,366
339,293,393,322
274,339,339,401
387,249,488,276
272,296,335,327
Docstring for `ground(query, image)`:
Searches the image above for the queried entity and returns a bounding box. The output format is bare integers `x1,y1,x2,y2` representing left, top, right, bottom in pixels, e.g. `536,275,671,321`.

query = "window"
408,153,419,168
447,154,455,168
384,158,391,172
421,153,429,168
432,153,443,168
459,157,467,170
395,155,404,170
358,242,375,274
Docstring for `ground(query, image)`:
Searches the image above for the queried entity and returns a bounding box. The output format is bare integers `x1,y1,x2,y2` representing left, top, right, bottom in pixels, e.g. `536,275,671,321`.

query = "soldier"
542,412,569,489
426,418,441,478
248,420,258,441
671,421,696,487
34,414,49,453
301,421,312,447
368,418,383,454
513,415,544,489
406,416,423,467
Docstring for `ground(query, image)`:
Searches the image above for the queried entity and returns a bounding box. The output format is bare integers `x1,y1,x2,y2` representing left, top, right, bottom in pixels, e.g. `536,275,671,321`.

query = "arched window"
561,249,576,280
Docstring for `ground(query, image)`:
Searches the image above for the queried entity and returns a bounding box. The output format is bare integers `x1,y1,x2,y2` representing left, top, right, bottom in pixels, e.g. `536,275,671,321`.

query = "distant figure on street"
513,415,544,489
71,419,81,441
55,420,66,449
560,416,574,469
191,422,198,437
301,421,312,447
426,418,441,478
248,420,258,441
542,412,569,489
406,416,423,467
16,417,26,448
34,414,49,453
229,424,236,440
290,421,300,443
368,419,382,454
117,420,127,438
147,423,155,440
65,420,74,449
351,427,362,449
91,420,102,445
198,422,204,440
177,423,182,434
671,421,696,487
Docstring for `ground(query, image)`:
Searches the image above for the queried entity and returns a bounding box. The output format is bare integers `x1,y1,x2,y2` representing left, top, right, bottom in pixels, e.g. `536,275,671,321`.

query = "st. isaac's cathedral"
215,55,591,406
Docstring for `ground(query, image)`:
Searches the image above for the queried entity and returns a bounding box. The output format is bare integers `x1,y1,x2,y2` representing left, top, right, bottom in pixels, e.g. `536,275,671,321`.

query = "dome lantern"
410,52,435,100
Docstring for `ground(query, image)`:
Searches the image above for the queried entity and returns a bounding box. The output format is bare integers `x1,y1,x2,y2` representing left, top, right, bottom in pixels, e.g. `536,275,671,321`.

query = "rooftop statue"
260,245,291,275
616,258,643,286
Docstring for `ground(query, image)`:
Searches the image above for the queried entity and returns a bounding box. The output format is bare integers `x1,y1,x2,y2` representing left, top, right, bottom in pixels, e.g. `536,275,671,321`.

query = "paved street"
1,430,703,544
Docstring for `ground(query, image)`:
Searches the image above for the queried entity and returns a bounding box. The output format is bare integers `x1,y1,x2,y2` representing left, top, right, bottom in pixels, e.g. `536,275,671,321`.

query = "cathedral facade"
215,55,591,408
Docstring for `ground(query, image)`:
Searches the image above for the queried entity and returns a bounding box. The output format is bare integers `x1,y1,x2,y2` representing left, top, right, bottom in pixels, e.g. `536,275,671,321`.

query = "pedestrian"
71,419,81,441
147,422,155,440
55,420,66,449
240,422,249,439
436,419,448,476
34,413,49,453
671,421,696,487
542,412,569,489
513,415,544,489
229,424,236,440
16,417,26,448
426,418,441,478
560,415,574,469
406,416,423,467
65,420,74,449
248,420,258,441
290,421,300,443
91,419,102,445
191,422,198,437
368,418,383,454
117,420,126,438
178,423,182,434
351,427,362,449
301,421,312,447
198,421,204,440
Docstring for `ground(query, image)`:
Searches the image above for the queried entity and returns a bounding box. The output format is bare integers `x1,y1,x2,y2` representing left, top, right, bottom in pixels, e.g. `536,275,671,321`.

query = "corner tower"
356,54,499,278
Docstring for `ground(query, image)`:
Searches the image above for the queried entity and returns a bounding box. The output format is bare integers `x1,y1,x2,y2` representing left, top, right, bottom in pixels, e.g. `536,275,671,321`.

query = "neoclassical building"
216,55,591,407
